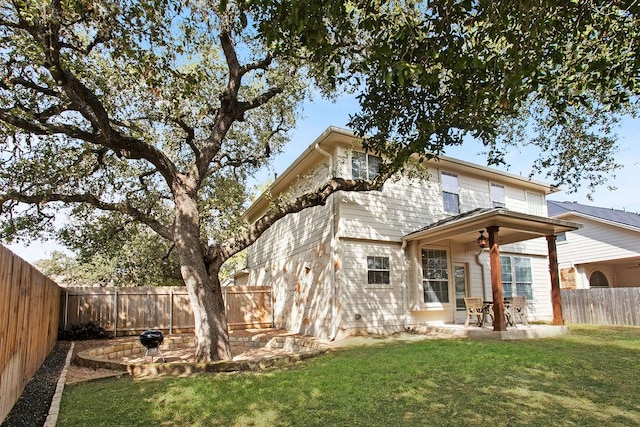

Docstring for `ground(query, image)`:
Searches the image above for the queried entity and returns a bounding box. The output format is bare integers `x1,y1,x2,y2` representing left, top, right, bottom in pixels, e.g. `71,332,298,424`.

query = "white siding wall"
337,240,406,336
555,216,640,266
245,202,335,338
338,167,548,242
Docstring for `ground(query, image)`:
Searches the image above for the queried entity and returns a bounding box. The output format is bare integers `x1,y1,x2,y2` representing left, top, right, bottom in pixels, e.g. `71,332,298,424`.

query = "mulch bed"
1,341,71,427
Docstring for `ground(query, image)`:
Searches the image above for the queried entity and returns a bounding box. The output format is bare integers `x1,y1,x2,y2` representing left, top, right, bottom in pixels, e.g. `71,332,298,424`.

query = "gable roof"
547,200,640,231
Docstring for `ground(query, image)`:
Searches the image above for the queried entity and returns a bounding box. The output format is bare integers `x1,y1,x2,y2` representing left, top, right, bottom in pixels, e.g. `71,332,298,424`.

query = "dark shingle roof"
547,200,640,229
405,207,495,236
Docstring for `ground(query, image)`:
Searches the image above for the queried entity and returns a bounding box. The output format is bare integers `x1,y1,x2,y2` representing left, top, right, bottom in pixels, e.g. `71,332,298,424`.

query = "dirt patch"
66,339,129,384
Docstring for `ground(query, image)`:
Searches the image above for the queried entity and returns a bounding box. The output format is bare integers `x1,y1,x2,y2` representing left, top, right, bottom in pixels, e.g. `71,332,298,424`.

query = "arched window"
589,271,609,288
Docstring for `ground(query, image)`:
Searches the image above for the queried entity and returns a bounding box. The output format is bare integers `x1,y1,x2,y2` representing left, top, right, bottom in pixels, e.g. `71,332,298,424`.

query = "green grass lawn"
58,325,640,427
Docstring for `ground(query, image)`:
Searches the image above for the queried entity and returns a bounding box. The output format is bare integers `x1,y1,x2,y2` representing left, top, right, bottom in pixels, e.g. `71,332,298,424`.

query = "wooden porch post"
546,235,564,325
488,226,506,331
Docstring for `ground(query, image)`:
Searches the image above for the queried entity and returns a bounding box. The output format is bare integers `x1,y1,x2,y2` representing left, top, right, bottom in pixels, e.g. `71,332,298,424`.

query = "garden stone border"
76,334,330,378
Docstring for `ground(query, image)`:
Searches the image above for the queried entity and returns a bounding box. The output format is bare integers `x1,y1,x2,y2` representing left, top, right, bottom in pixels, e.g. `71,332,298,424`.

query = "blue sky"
8,94,640,263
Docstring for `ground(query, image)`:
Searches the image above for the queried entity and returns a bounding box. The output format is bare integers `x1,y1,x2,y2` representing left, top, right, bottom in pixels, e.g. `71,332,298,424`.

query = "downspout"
315,143,339,340
401,237,409,330
475,248,487,300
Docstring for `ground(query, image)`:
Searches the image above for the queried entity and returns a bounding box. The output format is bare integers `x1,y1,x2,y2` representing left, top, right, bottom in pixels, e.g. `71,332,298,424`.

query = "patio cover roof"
404,208,582,248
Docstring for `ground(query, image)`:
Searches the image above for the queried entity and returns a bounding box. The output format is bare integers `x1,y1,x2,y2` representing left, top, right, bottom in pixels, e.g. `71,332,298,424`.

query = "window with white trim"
441,172,459,214
490,183,506,208
367,256,390,285
501,256,533,300
421,249,449,303
556,232,567,243
352,152,380,180
526,192,545,216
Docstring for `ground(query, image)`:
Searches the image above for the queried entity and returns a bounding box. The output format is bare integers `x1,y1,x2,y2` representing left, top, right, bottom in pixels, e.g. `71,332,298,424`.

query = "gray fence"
561,288,640,326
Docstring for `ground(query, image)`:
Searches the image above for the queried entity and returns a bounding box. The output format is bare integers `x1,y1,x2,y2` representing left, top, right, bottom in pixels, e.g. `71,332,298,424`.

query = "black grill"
139,329,164,349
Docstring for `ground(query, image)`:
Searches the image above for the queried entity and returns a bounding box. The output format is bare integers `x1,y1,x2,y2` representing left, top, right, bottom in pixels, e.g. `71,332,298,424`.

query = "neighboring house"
547,200,640,289
242,127,579,340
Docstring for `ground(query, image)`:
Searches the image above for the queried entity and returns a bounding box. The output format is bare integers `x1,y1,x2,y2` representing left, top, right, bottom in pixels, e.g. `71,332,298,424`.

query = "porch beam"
546,235,564,325
488,226,506,331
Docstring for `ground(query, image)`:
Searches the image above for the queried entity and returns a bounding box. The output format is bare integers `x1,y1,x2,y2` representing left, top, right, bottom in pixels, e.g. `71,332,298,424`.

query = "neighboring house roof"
547,200,640,232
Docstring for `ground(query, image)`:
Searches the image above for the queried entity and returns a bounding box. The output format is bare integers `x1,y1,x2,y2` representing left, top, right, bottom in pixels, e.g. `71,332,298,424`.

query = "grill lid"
139,329,164,348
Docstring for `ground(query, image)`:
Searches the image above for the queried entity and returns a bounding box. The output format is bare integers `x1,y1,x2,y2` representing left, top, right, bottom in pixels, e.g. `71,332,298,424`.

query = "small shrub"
58,321,112,340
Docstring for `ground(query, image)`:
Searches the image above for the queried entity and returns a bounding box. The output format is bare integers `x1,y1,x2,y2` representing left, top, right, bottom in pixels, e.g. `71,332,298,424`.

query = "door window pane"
454,265,467,311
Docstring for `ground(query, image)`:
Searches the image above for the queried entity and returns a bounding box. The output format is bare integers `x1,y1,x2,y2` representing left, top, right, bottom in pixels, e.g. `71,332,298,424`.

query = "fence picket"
0,245,60,423
561,288,640,326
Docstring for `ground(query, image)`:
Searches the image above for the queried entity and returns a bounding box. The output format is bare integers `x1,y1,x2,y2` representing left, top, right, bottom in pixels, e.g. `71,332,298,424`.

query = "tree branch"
216,175,391,261
238,52,273,77
238,86,284,116
0,191,174,241
0,110,100,141
15,1,181,187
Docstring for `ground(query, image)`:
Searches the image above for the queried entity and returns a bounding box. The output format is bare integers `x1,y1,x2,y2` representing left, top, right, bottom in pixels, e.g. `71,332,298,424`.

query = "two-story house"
242,127,580,340
548,200,640,289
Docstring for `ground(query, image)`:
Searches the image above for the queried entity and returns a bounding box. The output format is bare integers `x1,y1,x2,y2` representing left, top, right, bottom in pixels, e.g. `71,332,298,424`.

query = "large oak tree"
1,0,638,361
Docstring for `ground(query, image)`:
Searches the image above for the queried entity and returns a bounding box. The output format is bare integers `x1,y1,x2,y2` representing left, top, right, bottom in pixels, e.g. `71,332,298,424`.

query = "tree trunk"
174,190,232,362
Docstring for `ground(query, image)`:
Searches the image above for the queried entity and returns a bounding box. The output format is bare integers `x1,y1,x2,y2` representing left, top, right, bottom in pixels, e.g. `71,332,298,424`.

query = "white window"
441,172,459,214
556,232,567,243
421,249,449,303
352,152,380,180
367,256,390,285
526,192,545,216
490,183,506,208
501,256,533,300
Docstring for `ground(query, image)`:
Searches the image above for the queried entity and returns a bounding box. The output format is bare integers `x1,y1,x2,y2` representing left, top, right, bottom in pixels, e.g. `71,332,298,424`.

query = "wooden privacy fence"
0,245,61,423
561,288,640,326
61,286,273,335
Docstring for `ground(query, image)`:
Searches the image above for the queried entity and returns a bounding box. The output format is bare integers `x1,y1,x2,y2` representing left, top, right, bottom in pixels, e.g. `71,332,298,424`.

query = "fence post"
169,289,174,335
113,288,118,337
64,288,69,331
224,286,228,317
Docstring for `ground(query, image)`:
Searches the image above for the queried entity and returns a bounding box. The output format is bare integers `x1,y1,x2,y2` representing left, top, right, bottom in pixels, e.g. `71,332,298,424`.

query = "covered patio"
404,208,582,332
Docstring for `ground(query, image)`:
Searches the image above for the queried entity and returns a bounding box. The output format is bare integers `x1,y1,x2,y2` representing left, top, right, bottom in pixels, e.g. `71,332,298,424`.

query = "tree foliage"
248,0,640,190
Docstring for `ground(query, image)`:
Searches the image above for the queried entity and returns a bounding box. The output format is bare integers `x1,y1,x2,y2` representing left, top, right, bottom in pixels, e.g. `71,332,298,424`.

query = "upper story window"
441,172,460,214
352,152,380,180
367,256,390,285
526,191,545,216
490,183,506,208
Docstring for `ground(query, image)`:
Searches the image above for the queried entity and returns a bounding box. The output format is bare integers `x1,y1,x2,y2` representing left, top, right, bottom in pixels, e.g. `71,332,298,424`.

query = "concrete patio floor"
411,323,570,340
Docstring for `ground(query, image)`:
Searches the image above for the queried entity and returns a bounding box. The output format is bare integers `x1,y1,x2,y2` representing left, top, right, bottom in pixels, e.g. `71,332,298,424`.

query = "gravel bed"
1,341,71,427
